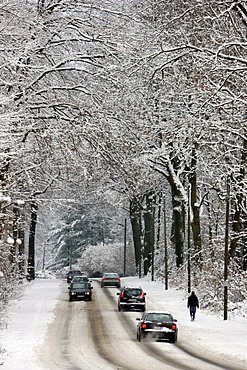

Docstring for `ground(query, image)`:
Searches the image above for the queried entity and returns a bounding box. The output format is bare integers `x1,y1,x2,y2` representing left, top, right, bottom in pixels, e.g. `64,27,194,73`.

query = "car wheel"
118,305,121,312
88,296,92,301
137,332,141,342
141,307,145,312
101,284,104,288
170,335,176,343
69,297,72,302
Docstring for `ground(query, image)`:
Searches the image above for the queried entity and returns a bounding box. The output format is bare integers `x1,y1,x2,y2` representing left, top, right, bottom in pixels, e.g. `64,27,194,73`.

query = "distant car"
101,273,121,288
68,282,93,301
66,270,82,283
136,311,178,343
117,286,146,312
90,271,103,278
71,275,91,284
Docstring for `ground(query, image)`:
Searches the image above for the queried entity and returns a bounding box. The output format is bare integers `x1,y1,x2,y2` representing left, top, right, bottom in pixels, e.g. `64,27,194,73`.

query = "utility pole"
123,218,127,275
224,176,230,320
69,241,72,270
42,246,45,272
188,185,191,294
151,206,155,281
163,197,168,290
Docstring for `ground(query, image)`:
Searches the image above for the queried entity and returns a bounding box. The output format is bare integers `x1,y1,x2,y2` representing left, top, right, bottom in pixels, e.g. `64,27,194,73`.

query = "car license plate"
153,326,162,330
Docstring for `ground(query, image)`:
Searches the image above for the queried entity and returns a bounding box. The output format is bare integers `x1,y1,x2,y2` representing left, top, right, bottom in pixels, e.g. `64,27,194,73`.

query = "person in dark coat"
187,291,199,321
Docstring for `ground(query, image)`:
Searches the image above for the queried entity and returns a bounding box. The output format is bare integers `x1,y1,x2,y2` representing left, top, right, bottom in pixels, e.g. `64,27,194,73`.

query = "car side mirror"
116,292,120,295
68,287,70,289
136,318,140,321
91,287,93,289
144,293,146,295
173,319,177,322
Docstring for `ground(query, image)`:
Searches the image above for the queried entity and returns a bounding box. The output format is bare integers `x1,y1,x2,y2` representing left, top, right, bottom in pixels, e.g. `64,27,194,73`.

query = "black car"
68,282,93,301
117,286,146,312
66,270,82,283
136,311,178,343
101,273,121,288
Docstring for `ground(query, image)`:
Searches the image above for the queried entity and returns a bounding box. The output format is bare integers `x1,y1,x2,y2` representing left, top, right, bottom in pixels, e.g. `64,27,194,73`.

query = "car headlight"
71,292,76,295
85,292,90,295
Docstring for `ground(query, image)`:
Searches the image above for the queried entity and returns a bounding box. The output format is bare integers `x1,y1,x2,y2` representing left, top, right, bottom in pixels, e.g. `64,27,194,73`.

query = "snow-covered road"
0,277,246,370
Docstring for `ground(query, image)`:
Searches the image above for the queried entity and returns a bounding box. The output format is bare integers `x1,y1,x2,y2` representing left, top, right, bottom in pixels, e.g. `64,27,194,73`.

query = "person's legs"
190,306,196,320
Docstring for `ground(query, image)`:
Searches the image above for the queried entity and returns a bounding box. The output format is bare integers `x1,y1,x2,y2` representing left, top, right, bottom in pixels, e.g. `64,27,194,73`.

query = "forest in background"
0,0,246,317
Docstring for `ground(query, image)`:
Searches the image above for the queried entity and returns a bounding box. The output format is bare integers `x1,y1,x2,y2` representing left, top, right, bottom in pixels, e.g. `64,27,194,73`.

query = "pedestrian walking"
187,291,199,321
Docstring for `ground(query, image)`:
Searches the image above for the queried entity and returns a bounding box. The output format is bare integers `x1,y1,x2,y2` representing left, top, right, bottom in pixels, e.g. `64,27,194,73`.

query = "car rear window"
105,273,118,278
126,289,142,296
146,313,172,322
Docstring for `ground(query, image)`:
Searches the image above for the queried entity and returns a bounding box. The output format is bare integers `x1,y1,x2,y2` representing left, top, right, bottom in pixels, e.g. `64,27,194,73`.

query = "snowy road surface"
0,277,246,370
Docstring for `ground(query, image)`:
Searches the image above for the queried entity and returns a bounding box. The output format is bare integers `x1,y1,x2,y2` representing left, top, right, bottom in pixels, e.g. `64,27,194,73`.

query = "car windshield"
73,276,88,281
72,283,90,289
146,313,172,322
104,273,118,278
69,270,82,275
125,289,141,296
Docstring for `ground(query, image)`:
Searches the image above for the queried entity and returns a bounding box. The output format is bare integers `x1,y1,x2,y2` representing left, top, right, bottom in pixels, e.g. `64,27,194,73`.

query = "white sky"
0,276,246,370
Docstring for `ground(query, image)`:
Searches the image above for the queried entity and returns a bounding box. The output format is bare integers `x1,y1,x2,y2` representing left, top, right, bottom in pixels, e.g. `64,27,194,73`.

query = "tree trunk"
143,193,154,275
28,201,38,280
166,160,185,268
189,144,202,268
205,191,214,258
169,185,185,267
156,193,162,250
229,139,247,270
130,197,143,269
163,196,168,290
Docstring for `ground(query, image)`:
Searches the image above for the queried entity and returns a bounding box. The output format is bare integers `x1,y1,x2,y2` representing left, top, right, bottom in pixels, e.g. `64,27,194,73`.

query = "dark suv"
117,286,146,312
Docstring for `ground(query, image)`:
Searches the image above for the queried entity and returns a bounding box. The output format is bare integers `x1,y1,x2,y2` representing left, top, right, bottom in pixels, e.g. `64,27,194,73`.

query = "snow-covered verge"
0,279,61,369
124,276,247,369
0,276,246,369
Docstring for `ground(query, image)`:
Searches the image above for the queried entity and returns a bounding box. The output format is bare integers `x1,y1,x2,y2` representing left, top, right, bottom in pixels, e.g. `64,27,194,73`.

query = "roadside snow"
124,276,247,369
0,279,61,369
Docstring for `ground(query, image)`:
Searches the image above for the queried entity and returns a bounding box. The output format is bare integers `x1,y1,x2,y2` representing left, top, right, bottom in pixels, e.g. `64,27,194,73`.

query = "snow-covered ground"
0,276,246,369
126,276,247,369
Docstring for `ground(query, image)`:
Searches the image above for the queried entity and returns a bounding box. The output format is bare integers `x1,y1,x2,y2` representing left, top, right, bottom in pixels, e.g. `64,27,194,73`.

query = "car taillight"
141,322,147,329
116,278,120,281
120,292,124,298
171,324,176,330
102,278,107,281
141,292,145,299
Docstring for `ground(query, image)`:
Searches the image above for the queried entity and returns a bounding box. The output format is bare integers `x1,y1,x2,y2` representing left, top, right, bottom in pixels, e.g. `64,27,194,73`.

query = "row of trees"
0,1,246,310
